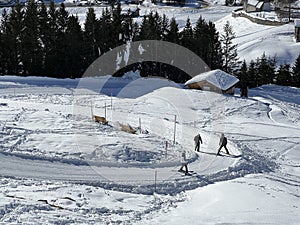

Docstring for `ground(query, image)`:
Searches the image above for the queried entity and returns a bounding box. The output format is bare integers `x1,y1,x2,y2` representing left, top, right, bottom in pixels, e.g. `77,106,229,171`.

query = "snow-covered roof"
247,0,259,7
256,1,264,8
185,69,239,91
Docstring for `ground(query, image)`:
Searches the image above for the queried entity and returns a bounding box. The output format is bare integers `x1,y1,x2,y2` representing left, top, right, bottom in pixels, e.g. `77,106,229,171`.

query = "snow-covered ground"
0,74,299,224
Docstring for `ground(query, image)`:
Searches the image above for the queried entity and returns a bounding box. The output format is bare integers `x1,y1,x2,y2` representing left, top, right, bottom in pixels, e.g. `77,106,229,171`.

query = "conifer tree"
256,53,276,85
5,0,24,74
161,14,169,40
122,15,134,42
165,17,179,43
180,17,193,50
44,1,59,77
292,54,300,87
276,63,291,86
207,21,222,69
138,12,162,40
248,60,258,87
65,15,84,78
21,0,43,75
193,16,209,61
0,9,9,74
221,21,239,74
54,3,70,77
37,1,49,72
83,8,99,66
97,8,112,54
111,3,123,47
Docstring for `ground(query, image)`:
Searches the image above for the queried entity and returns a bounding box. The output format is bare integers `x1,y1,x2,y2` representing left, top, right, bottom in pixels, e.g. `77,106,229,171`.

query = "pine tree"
111,3,123,47
83,8,99,67
5,0,24,74
122,15,134,42
44,0,59,77
37,1,49,73
193,16,209,61
21,0,44,75
0,9,9,74
292,54,300,87
256,53,276,86
248,60,258,87
55,3,70,77
207,21,223,69
180,17,193,50
161,14,169,40
276,63,291,86
165,17,179,43
65,15,84,78
221,21,239,74
97,8,112,54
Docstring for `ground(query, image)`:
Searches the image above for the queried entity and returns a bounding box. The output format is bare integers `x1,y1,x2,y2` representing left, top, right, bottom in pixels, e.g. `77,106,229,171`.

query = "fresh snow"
0,74,300,224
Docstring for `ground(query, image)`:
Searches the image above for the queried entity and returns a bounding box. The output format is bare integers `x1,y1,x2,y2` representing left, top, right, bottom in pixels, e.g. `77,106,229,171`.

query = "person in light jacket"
178,151,189,174
217,133,230,155
194,133,203,152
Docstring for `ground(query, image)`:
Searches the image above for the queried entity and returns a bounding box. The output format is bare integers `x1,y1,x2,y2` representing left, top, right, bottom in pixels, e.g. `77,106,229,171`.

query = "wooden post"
111,92,113,110
104,102,107,119
91,102,93,121
154,170,157,193
139,118,141,134
165,141,168,158
173,115,177,145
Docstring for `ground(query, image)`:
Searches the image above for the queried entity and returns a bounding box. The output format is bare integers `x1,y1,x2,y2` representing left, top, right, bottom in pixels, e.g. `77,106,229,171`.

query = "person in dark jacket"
217,133,230,155
194,133,203,152
178,151,189,174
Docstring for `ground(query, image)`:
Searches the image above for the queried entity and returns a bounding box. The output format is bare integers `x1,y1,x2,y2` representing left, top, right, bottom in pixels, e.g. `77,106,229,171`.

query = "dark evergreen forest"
0,0,299,87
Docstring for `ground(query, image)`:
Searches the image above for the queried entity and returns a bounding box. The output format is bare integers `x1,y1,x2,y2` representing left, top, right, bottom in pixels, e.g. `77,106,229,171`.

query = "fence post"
139,118,141,134
91,102,93,121
154,170,157,193
173,115,177,145
165,141,168,158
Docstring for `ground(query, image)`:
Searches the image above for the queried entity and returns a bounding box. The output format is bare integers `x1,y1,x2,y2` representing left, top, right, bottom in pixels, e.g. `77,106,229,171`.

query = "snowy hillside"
0,75,299,224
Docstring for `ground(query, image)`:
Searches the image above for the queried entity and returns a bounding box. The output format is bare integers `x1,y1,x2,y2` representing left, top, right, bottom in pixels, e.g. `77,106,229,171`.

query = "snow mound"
185,69,239,91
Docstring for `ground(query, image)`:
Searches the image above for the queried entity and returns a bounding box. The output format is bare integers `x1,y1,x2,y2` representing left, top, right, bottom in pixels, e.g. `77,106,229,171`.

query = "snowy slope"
0,75,300,224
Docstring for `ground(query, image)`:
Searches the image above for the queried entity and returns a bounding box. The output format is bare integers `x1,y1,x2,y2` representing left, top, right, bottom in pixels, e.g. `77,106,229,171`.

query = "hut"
185,69,239,95
244,0,271,13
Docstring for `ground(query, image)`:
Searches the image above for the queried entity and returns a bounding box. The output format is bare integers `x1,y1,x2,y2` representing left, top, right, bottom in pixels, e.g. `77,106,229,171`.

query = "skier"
178,151,189,174
217,133,230,155
194,133,203,152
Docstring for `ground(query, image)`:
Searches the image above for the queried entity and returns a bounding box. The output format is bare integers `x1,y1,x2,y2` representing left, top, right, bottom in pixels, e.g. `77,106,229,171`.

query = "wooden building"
244,0,271,13
185,69,239,95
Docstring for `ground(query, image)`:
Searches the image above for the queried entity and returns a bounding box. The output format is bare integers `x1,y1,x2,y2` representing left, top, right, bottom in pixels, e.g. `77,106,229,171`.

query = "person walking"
194,133,203,152
217,133,230,155
178,151,189,174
